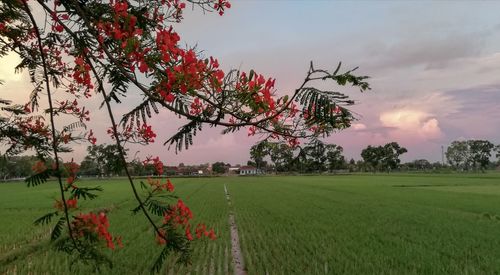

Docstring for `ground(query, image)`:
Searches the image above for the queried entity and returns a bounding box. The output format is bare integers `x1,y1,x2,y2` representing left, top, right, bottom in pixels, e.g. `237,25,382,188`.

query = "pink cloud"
379,109,443,142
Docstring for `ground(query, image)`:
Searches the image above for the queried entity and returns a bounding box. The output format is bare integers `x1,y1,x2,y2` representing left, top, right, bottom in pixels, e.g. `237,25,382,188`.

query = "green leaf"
71,186,103,200
34,211,59,226
164,121,202,153
147,199,170,217
25,169,52,187
151,245,170,273
51,217,66,241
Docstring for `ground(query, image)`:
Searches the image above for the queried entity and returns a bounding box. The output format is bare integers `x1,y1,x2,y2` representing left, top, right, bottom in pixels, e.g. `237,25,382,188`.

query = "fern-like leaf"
34,211,59,226
70,186,103,200
151,245,170,273
25,169,52,187
63,121,87,132
147,199,169,217
121,98,159,128
164,121,202,153
51,216,65,241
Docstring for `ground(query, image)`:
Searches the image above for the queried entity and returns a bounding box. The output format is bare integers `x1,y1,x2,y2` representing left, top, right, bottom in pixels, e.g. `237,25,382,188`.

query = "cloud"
379,109,443,140
351,123,367,131
371,32,488,70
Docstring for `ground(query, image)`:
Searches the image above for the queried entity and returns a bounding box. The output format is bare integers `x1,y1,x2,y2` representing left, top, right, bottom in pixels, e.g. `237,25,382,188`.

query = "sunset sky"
1,1,500,165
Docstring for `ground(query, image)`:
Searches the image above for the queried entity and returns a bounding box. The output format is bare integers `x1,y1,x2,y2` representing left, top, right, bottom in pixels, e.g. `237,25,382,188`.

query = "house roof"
240,166,256,171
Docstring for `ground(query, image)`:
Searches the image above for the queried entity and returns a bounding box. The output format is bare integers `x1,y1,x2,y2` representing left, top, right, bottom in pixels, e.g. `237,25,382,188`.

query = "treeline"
246,140,409,173
1,139,499,180
0,156,41,180
245,139,500,174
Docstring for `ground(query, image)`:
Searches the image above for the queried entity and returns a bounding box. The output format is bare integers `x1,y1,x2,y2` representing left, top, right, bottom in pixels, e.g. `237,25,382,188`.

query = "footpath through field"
224,184,246,275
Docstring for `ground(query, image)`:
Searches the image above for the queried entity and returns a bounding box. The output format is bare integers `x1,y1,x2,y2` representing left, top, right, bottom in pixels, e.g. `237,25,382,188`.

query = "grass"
1,173,500,274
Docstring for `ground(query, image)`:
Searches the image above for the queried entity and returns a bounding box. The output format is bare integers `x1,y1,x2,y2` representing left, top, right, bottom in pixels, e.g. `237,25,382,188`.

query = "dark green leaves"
151,226,191,273
70,186,103,200
121,98,160,128
164,121,202,153
25,168,52,187
51,216,66,241
34,211,59,226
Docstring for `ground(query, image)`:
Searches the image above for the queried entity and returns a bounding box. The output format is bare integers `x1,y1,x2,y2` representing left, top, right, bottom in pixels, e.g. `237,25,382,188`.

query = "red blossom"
138,124,157,143
71,212,120,250
32,161,47,173
54,198,78,210
87,129,97,144
143,156,163,175
248,126,256,136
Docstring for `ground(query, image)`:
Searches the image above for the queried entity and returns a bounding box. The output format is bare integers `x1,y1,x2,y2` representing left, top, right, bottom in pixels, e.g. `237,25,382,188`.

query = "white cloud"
379,109,443,140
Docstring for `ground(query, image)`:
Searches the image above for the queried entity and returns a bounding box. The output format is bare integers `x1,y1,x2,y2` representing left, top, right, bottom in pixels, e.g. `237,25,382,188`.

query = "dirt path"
224,184,246,275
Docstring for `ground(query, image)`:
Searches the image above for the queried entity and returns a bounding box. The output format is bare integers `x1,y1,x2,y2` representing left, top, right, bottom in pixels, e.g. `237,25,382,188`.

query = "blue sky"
1,1,500,165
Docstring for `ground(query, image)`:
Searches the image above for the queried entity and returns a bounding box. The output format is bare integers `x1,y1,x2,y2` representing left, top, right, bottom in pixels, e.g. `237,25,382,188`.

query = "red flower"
66,198,78,209
54,24,64,32
166,179,174,192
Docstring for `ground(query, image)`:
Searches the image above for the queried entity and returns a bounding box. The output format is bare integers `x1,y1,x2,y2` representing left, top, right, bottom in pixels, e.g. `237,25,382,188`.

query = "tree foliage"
211,161,227,174
446,140,495,171
249,139,347,173
361,142,407,172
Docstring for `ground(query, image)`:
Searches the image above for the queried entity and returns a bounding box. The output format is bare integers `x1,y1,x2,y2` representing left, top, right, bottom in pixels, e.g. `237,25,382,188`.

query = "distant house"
239,166,260,175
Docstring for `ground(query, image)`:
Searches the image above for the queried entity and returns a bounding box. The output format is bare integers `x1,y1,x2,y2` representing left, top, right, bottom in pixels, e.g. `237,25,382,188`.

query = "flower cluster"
54,198,78,210
64,160,80,186
15,116,51,138
195,223,216,240
72,56,94,93
32,161,47,173
56,99,91,122
146,177,174,192
71,212,122,250
214,0,231,16
138,124,157,143
143,156,164,175
87,130,97,145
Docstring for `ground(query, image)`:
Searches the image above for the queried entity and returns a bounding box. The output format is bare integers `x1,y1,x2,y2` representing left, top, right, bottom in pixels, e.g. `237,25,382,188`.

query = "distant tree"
79,157,99,176
83,144,125,177
325,144,346,171
0,155,39,179
356,160,367,172
303,139,327,172
467,140,494,171
361,145,384,172
416,159,431,170
446,140,495,171
446,141,470,171
269,143,294,172
407,159,431,171
381,142,408,171
212,162,227,174
347,158,356,172
128,159,146,176
361,142,407,172
495,145,500,166
250,141,271,170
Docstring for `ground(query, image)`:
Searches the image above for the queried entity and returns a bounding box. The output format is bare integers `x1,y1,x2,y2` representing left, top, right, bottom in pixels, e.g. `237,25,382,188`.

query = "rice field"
1,173,500,274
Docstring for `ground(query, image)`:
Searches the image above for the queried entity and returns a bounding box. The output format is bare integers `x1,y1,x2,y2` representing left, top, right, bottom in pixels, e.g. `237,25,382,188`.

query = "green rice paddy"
1,173,500,274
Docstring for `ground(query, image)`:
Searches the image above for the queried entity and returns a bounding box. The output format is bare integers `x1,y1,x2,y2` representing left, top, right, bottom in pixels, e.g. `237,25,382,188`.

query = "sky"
1,1,500,165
